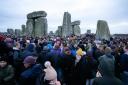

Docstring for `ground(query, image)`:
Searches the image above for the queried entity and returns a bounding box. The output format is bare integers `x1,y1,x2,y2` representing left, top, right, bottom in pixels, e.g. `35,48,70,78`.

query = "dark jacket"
93,55,123,85
20,64,42,85
0,65,15,85
22,44,36,58
60,53,76,85
120,53,128,72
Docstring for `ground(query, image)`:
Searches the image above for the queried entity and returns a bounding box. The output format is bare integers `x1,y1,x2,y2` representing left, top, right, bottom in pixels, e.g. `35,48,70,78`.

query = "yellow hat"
76,48,83,56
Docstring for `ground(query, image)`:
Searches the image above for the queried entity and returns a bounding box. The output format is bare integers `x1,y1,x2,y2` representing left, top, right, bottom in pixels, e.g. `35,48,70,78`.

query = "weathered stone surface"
27,11,47,19
49,31,54,36
71,21,80,25
34,17,47,37
72,25,81,36
72,20,81,36
87,29,91,34
96,20,111,40
26,19,33,36
21,24,26,35
58,26,63,37
7,29,14,35
62,12,72,37
55,30,59,36
15,29,21,36
26,11,48,37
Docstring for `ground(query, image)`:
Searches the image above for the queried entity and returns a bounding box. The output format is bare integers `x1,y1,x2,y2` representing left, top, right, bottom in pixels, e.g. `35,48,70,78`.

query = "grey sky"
0,0,128,34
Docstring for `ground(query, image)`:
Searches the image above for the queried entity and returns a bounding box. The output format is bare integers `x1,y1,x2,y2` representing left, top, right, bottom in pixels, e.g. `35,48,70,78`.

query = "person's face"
123,47,128,52
65,50,71,55
0,61,7,68
24,63,30,68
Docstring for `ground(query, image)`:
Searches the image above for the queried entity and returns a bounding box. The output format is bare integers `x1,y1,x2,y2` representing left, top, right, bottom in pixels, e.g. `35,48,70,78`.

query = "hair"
105,47,112,54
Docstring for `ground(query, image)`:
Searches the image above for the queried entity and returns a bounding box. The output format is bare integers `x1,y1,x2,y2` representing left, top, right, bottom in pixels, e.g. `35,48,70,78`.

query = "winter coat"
36,50,49,68
20,64,42,85
93,54,123,85
22,44,36,59
0,65,15,85
60,53,76,85
47,48,62,70
120,53,128,72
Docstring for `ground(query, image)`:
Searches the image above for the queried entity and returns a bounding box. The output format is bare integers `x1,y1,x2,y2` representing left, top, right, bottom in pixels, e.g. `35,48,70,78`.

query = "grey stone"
15,29,21,36
71,21,80,25
55,30,59,36
34,17,47,37
26,19,34,36
71,20,81,36
26,11,48,37
21,24,26,35
87,29,91,34
7,29,14,35
62,12,73,37
58,26,63,37
72,25,81,36
96,20,111,40
49,31,54,36
27,11,47,19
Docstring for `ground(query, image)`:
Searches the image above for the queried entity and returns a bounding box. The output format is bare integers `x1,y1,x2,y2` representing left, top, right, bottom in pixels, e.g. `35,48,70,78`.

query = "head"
105,47,112,55
98,57,115,77
124,45,128,52
0,57,8,68
23,56,36,68
64,47,71,55
26,43,35,52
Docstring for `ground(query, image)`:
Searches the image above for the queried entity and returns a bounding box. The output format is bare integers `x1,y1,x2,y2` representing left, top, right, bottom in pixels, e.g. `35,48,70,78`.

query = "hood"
98,56,115,77
26,44,35,52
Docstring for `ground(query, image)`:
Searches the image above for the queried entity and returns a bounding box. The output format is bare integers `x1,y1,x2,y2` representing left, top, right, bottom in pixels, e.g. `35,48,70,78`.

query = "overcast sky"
0,0,128,34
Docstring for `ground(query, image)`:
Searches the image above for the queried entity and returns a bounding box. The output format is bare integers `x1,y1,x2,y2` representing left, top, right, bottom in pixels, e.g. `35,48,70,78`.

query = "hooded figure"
22,44,36,59
0,57,15,85
93,54,123,85
20,56,42,85
44,61,61,85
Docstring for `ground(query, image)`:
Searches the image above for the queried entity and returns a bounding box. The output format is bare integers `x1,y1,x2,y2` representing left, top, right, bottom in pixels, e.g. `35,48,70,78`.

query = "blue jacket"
22,44,36,58
20,64,42,85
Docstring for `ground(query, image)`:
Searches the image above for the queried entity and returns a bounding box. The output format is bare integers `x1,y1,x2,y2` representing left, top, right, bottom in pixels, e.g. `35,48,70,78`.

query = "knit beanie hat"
23,56,36,64
44,61,57,84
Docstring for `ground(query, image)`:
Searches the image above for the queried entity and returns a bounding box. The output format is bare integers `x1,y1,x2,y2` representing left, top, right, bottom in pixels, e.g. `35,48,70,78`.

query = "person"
19,56,42,85
120,45,128,84
22,43,36,59
0,57,15,85
60,47,76,85
43,61,61,85
93,47,123,85
47,42,62,81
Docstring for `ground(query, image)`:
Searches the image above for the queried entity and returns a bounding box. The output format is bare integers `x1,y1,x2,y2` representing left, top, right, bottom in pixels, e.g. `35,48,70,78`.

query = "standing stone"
26,11,48,37
21,24,26,36
71,21,81,36
58,26,63,37
26,19,34,36
55,30,59,36
62,12,72,37
15,29,21,37
96,20,111,40
49,31,54,36
35,17,47,37
87,29,91,34
7,29,14,35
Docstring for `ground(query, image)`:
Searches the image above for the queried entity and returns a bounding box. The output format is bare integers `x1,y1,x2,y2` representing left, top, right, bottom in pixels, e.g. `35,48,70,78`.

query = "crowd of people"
0,34,128,85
